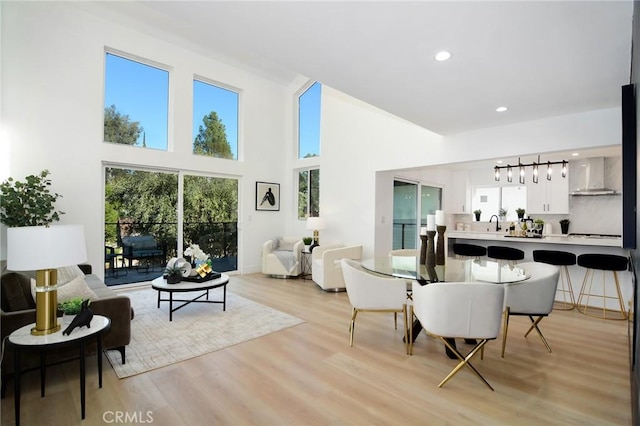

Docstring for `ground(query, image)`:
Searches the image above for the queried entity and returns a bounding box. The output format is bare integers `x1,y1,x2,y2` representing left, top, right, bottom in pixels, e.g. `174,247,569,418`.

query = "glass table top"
360,257,530,284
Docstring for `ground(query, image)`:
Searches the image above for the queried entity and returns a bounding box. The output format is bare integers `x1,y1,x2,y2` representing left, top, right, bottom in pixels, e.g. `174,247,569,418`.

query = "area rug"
105,287,304,378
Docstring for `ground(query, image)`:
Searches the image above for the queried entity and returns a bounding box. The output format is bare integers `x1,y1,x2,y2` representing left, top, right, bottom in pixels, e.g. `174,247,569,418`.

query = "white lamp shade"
306,217,327,231
7,225,87,271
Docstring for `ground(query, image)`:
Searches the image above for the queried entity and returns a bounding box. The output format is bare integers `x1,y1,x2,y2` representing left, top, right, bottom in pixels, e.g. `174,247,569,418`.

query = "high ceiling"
83,1,632,136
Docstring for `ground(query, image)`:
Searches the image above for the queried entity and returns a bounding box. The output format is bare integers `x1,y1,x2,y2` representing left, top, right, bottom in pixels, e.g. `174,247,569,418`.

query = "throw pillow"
1,273,30,312
30,275,98,304
56,265,85,284
278,239,296,251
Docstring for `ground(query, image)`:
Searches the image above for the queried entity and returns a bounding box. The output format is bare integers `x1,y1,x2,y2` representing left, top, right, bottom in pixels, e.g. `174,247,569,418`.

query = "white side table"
8,315,111,426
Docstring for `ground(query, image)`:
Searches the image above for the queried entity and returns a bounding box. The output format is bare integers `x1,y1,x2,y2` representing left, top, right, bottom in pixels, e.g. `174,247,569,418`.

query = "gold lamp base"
31,269,61,336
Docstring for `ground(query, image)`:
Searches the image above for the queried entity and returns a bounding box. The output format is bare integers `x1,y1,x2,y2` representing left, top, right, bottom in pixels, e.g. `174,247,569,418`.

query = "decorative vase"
560,222,570,234
475,213,481,222
166,274,181,284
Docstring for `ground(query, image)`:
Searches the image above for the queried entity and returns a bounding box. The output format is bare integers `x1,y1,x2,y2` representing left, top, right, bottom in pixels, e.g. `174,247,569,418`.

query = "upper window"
104,52,169,150
298,82,321,159
193,79,239,160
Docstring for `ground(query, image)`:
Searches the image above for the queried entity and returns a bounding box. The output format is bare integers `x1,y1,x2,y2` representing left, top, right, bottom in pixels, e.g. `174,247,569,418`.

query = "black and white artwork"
256,181,280,211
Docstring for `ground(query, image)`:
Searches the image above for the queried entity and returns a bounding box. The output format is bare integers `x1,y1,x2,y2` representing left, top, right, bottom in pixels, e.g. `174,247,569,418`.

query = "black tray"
182,272,222,282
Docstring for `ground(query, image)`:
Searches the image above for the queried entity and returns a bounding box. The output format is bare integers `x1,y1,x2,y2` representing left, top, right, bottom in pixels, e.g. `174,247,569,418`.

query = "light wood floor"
1,273,632,425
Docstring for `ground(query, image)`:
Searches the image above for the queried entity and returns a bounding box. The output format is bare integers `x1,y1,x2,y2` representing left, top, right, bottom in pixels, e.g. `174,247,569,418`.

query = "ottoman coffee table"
151,274,230,321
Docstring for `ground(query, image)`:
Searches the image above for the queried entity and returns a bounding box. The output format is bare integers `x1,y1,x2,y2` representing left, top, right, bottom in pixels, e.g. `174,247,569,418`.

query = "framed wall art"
256,181,280,211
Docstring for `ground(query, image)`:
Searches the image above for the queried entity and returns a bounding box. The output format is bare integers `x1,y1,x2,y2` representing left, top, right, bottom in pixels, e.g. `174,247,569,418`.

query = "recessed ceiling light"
435,51,451,62
572,152,580,156
496,160,503,164
496,106,508,112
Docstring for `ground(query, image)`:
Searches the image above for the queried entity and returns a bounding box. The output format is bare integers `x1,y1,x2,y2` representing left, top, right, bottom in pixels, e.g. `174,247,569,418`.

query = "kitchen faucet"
489,215,501,232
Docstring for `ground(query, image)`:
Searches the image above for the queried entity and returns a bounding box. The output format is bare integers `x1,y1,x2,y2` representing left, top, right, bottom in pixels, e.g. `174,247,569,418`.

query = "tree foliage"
0,170,64,227
193,111,233,159
104,105,143,145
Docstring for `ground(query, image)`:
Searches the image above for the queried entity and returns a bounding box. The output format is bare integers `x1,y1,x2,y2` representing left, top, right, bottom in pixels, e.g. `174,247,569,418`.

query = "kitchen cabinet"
526,163,569,214
450,170,471,214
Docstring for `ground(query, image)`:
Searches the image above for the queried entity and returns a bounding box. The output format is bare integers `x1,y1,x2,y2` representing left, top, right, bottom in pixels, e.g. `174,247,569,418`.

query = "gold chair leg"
349,307,358,347
524,316,551,352
501,307,510,358
439,338,493,391
409,305,414,355
402,304,409,355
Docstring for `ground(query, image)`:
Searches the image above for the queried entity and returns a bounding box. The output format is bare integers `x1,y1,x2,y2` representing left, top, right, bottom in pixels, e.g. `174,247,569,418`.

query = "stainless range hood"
570,157,620,196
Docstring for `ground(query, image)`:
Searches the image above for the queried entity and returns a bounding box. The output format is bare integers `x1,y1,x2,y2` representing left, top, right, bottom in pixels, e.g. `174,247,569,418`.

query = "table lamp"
7,225,87,335
306,217,326,252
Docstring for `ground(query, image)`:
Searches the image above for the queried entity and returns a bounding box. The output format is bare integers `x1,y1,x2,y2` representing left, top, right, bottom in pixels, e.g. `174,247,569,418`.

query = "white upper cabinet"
526,164,569,214
450,170,471,214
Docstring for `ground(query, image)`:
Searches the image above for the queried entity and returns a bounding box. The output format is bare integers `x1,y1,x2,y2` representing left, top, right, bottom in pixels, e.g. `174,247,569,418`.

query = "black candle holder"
420,234,428,265
436,225,447,265
426,230,436,268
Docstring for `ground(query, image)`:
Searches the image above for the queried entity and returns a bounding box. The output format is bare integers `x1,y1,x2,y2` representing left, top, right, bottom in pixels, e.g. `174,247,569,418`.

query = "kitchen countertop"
447,231,622,247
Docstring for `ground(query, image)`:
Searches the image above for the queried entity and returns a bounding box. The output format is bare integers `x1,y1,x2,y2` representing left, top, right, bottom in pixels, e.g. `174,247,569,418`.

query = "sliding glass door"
104,166,238,285
393,180,442,250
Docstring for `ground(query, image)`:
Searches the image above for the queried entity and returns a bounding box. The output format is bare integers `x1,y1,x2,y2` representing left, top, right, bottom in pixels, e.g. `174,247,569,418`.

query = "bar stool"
487,246,524,265
576,254,628,320
533,250,576,310
452,243,486,260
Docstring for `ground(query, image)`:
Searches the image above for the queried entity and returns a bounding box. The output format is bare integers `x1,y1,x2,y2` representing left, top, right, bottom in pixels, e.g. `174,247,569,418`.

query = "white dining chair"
410,281,505,390
341,259,409,353
501,261,560,357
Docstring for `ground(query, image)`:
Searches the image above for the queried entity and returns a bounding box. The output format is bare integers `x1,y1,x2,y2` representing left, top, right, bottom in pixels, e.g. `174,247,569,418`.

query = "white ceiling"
84,0,633,136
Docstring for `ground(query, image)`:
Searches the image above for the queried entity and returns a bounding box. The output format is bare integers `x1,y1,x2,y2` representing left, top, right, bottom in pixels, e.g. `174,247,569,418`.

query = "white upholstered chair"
311,244,362,291
261,237,304,278
501,262,560,358
341,259,408,353
410,281,505,390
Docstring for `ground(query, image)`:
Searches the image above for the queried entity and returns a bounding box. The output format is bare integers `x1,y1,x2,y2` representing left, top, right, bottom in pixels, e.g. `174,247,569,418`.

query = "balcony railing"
105,220,238,286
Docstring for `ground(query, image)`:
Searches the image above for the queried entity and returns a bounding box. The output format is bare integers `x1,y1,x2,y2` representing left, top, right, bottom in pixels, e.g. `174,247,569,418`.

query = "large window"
472,186,526,221
193,79,239,160
298,168,320,219
104,52,169,150
104,167,238,285
298,82,321,159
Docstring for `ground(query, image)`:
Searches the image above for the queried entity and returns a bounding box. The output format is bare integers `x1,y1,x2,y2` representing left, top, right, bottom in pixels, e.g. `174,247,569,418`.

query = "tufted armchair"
311,244,363,291
262,237,304,278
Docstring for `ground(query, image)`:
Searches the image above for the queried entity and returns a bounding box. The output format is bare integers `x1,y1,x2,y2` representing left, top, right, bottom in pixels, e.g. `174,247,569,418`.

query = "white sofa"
262,237,304,278
311,244,363,291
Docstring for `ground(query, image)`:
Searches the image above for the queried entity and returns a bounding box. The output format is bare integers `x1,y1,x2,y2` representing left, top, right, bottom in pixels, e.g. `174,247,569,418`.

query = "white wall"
1,2,624,277
1,2,292,276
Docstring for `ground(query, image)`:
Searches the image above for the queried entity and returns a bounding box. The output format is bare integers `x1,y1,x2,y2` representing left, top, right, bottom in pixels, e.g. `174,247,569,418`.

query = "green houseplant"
302,237,313,246
165,264,185,284
498,207,508,219
515,208,526,220
0,169,64,227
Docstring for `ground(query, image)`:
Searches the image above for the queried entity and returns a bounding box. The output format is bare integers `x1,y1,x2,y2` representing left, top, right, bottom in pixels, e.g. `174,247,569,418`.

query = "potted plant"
0,169,64,227
515,208,525,220
302,237,313,251
498,207,508,220
473,209,481,221
533,218,545,235
164,264,185,284
58,297,87,324
559,218,571,234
